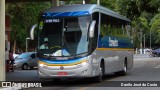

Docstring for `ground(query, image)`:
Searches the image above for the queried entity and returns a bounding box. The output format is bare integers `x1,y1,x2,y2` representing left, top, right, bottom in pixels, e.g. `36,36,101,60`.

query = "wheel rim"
124,63,127,73
23,65,28,69
99,67,103,81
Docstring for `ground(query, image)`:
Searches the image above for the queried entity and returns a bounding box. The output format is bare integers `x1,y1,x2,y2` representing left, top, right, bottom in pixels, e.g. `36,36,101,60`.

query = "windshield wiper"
17,58,23,59
73,52,88,58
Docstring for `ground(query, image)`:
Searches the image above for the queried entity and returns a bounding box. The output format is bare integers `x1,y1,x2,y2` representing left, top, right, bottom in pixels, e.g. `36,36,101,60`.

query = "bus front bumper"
38,63,94,79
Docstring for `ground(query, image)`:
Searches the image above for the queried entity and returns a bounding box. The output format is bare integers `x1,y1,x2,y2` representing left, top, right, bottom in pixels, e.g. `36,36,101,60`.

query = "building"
5,14,11,51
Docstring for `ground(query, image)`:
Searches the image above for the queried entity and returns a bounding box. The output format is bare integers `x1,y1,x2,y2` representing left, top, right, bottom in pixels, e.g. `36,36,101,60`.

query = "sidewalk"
134,54,160,61
134,54,150,58
1,68,40,90
0,54,157,90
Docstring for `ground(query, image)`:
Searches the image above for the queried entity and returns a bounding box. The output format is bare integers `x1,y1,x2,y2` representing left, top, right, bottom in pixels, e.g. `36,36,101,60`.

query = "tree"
6,2,51,53
149,0,160,13
6,0,160,52
150,14,160,46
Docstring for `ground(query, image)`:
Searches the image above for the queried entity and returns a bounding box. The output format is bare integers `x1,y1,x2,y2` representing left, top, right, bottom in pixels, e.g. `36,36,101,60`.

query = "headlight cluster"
39,63,47,67
81,61,88,66
77,61,88,66
18,62,21,65
15,62,21,65
38,55,91,67
76,56,91,66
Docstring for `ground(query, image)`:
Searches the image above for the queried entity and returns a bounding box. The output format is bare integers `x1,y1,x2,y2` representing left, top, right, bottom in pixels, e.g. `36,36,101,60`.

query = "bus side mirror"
30,24,37,40
89,21,96,38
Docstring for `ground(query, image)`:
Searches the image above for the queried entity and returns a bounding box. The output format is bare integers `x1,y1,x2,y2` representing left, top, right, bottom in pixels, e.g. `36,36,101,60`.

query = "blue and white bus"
30,4,133,82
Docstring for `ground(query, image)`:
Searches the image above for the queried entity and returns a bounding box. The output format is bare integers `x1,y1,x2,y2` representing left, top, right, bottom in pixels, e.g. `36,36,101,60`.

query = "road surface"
4,54,160,90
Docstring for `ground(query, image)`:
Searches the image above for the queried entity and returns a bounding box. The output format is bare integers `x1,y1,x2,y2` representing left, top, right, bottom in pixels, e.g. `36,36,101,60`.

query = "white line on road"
154,65,160,68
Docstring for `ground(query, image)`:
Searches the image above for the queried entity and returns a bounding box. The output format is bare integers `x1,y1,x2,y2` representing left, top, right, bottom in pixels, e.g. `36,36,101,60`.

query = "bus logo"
109,37,118,47
60,66,64,70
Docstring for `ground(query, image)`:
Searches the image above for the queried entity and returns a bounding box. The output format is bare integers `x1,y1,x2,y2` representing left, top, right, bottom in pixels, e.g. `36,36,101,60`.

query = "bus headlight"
39,63,47,67
17,62,21,65
81,62,87,66
78,61,88,66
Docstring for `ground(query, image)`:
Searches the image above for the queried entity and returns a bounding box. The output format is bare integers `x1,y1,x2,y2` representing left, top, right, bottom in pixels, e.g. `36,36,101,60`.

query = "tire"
22,64,28,70
94,62,104,83
116,60,127,76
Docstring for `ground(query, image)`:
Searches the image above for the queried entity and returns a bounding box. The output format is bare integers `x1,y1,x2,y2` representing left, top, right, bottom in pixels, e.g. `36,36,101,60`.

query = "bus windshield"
38,16,90,58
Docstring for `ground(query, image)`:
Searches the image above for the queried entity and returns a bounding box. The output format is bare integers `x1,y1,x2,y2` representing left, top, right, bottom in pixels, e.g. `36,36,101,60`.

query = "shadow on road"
36,73,126,87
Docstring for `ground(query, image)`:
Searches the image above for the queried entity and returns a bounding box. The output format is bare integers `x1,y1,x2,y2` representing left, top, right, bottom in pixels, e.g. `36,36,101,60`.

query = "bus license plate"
58,72,68,76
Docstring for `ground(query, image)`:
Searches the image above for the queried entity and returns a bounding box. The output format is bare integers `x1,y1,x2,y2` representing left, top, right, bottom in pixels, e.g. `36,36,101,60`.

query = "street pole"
26,37,30,52
26,38,27,52
140,29,143,54
83,0,85,4
144,34,145,54
0,0,5,81
134,23,141,54
52,0,59,7
150,30,151,50
97,0,100,5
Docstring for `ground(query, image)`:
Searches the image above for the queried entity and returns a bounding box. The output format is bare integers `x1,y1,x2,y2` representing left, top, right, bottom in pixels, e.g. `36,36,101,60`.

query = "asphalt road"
5,54,160,90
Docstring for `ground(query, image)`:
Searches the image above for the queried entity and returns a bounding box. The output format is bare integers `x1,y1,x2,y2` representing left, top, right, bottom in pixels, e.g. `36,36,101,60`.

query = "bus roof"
43,4,131,22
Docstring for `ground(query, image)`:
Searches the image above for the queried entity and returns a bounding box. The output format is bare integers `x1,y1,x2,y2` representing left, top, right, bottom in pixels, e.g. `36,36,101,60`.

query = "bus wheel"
116,60,127,76
94,63,103,82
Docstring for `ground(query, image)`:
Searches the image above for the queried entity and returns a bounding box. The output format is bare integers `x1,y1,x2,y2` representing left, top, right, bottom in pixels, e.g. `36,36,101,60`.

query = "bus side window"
91,13,99,52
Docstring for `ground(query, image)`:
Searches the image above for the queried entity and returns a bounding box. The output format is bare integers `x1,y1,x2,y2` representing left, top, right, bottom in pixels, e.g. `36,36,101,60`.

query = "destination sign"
45,19,60,23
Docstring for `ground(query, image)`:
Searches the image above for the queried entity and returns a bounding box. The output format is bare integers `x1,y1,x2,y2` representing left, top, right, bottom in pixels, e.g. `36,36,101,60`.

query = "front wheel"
116,60,127,76
94,68,102,83
94,62,104,83
22,64,28,70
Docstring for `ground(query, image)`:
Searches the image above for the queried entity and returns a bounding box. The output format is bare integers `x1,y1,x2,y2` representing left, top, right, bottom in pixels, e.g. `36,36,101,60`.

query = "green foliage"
149,0,160,12
6,2,51,50
5,0,160,50
150,14,160,29
139,17,150,32
140,11,153,22
100,25,107,36
100,0,117,10
116,0,160,48
131,16,150,48
150,14,160,44
100,24,128,38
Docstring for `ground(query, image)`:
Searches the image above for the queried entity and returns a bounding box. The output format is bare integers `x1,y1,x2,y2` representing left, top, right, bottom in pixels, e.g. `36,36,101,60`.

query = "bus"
30,4,133,82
